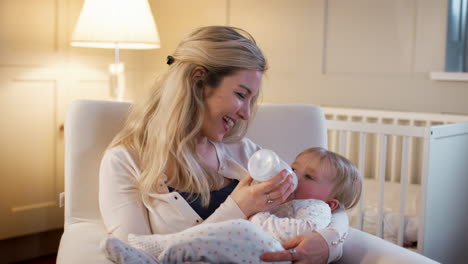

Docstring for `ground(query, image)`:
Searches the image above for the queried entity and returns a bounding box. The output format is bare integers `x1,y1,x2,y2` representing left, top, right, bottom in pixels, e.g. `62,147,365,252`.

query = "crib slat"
397,136,409,246
377,135,387,238
339,130,345,155
357,132,367,230
329,129,337,152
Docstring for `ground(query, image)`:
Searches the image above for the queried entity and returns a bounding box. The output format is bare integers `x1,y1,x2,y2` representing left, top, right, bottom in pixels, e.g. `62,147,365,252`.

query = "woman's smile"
222,116,237,132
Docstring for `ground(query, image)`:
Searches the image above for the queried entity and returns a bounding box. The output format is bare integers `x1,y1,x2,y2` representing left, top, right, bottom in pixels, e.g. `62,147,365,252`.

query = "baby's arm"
249,199,332,243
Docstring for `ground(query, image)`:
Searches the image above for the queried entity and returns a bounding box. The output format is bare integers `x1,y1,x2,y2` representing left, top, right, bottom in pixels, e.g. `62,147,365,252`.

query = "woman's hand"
230,170,295,217
260,231,329,264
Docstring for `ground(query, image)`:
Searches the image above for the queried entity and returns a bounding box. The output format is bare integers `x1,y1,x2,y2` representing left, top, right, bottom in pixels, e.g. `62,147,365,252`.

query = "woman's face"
201,69,262,142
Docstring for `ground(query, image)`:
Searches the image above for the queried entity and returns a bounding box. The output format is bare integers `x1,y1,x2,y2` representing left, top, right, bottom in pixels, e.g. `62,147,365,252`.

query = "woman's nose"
238,103,251,120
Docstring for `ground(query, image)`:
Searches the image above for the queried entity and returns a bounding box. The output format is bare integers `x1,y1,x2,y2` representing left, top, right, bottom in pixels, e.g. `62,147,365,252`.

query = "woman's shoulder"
219,137,260,155
101,145,140,173
103,145,136,161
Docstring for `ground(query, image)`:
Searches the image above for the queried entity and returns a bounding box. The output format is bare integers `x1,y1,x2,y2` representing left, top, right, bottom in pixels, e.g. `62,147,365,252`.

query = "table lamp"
71,0,160,101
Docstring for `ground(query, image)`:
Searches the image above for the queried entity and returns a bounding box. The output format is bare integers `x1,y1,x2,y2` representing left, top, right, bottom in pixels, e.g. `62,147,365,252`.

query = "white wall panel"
325,0,416,74
0,78,61,239
230,0,324,104
413,0,446,73
0,0,59,65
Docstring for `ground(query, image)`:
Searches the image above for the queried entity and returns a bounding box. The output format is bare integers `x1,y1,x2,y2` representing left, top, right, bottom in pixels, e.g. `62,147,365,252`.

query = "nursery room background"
1,0,467,263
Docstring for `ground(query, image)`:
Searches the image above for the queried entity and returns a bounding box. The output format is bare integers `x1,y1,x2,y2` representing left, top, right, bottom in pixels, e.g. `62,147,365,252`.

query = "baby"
102,147,362,264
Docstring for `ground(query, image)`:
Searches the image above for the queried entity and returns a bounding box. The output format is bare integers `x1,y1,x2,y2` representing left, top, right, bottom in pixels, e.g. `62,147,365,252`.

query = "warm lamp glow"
70,0,160,101
71,0,160,49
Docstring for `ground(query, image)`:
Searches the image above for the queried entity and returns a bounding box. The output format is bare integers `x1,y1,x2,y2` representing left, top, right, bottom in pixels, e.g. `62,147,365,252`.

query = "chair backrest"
246,104,327,164
64,100,130,225
64,100,327,224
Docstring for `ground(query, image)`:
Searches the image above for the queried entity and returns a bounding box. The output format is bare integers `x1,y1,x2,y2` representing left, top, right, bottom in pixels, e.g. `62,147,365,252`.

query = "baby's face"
291,152,335,202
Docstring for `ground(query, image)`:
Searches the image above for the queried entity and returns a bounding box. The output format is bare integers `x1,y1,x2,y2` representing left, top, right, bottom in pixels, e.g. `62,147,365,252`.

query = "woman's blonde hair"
298,147,362,209
110,26,267,206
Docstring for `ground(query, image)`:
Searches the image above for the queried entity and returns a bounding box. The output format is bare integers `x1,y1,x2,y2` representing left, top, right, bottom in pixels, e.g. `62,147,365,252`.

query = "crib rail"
323,106,468,125
324,107,468,185
326,119,430,249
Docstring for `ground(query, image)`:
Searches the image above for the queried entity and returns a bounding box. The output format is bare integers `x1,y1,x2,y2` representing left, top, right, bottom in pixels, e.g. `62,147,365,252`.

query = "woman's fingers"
268,176,293,199
260,232,301,262
263,170,288,188
260,232,329,264
281,234,302,249
238,173,254,187
231,170,294,217
261,171,295,202
260,250,293,262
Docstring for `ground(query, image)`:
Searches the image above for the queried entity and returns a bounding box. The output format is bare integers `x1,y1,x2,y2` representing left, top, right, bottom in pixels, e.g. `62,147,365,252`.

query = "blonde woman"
99,26,348,264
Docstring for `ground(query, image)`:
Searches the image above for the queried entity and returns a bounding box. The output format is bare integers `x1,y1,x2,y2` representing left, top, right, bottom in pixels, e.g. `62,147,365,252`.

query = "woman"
99,26,348,263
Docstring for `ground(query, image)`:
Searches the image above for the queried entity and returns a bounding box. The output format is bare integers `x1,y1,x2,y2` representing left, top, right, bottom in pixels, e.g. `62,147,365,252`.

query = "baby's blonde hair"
298,147,362,209
109,26,267,207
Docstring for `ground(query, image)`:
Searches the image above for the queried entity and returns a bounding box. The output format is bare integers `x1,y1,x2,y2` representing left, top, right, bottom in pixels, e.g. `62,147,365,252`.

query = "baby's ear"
326,199,340,211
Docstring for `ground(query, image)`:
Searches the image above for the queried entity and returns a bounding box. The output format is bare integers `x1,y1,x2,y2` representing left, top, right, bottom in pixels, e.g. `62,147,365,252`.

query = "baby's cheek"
294,186,306,199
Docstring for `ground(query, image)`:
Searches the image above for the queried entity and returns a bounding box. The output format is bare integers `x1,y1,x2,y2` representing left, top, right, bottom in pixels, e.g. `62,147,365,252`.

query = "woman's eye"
236,92,246,99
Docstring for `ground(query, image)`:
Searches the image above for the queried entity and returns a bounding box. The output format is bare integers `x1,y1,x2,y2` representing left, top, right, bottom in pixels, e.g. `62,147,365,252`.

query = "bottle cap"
248,149,280,181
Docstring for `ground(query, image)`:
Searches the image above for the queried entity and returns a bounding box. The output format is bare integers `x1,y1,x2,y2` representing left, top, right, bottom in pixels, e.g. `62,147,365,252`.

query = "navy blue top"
168,179,239,220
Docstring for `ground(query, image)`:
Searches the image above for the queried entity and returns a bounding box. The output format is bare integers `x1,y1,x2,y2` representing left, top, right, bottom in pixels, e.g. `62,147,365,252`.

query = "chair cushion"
57,222,112,264
337,228,438,264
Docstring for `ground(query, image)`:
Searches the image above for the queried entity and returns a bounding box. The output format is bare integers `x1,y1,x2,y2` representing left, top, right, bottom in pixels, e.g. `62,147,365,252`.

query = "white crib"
323,106,468,263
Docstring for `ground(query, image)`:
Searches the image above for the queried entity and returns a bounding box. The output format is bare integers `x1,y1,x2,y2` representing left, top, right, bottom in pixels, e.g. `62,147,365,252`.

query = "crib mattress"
347,179,421,245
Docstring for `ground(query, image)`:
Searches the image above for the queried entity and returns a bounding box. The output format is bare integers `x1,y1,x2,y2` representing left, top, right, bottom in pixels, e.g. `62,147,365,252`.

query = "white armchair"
57,100,438,264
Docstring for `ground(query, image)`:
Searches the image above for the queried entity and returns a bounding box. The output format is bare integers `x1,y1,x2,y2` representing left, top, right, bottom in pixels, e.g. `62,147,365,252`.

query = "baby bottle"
248,149,298,191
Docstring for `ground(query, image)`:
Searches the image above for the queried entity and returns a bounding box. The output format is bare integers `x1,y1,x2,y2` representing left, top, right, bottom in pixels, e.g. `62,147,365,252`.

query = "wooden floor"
1,229,62,264
14,254,56,264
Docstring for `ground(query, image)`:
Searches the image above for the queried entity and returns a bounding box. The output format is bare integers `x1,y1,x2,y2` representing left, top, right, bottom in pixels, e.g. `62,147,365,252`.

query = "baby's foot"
100,237,159,264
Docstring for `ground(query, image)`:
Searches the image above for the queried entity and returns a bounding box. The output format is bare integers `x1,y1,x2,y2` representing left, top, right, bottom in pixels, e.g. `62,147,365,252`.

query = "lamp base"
109,63,125,101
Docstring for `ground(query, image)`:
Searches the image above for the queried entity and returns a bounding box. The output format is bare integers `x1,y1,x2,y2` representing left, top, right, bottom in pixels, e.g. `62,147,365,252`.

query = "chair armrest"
57,222,112,264
337,228,439,264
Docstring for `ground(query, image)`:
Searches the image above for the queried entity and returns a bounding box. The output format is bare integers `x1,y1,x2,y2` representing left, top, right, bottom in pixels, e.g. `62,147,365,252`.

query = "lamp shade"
71,0,160,49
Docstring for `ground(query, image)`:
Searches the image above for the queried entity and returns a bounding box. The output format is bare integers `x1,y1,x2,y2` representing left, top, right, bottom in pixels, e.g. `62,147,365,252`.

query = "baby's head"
291,147,362,211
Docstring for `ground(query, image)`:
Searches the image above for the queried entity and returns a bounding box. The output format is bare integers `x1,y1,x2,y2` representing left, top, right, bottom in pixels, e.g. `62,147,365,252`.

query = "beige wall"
142,0,467,115
1,0,456,114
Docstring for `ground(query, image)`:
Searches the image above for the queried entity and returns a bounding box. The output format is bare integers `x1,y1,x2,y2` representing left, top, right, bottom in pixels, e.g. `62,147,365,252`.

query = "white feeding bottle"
248,149,298,191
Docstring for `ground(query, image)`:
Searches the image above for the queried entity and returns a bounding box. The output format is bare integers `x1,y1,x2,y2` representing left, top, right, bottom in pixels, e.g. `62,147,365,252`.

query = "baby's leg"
100,237,159,264
129,219,289,264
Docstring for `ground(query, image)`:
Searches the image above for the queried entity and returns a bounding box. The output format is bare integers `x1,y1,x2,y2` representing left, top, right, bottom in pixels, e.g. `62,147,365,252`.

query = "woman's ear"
326,199,340,211
190,66,207,82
